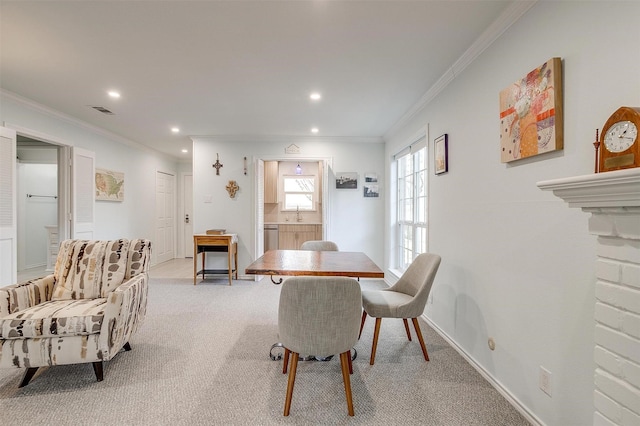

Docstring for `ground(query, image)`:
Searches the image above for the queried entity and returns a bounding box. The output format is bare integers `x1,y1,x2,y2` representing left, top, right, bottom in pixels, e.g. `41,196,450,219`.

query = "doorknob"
185,214,190,224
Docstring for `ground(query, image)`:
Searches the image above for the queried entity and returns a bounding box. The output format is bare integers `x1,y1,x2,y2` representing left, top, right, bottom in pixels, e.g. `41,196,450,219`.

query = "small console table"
193,233,238,286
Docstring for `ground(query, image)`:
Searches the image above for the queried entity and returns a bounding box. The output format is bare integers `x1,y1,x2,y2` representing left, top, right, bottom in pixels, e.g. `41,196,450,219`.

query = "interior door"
155,170,175,264
71,147,94,239
183,173,193,258
0,127,17,285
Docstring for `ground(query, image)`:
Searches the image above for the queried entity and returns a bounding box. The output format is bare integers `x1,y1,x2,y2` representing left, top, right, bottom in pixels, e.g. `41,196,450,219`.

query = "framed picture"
95,168,125,201
364,172,378,183
336,172,358,189
499,57,563,163
363,172,379,197
434,134,448,175
363,184,379,198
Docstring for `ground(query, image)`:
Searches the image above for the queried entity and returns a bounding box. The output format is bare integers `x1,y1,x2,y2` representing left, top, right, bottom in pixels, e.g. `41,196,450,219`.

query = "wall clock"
599,106,640,173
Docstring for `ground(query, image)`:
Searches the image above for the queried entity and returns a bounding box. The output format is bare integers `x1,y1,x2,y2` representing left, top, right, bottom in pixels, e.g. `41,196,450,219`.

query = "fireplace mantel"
538,168,640,426
537,168,640,208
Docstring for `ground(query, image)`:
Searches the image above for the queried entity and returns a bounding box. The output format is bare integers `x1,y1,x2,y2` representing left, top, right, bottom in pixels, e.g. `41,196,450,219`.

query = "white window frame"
282,175,316,211
394,136,428,272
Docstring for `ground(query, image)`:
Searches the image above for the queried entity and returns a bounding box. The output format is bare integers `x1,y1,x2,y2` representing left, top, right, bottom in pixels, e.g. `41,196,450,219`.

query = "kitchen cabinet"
264,161,278,204
278,224,322,249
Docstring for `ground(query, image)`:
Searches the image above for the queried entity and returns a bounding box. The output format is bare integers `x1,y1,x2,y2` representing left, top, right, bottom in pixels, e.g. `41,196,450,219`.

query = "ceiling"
1,1,516,160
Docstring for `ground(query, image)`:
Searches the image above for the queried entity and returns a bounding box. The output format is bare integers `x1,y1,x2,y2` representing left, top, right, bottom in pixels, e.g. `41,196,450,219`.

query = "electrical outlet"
539,366,552,397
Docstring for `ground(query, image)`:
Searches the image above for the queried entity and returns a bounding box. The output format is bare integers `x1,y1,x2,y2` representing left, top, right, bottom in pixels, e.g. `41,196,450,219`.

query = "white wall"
1,93,187,259
192,137,385,275
385,2,640,425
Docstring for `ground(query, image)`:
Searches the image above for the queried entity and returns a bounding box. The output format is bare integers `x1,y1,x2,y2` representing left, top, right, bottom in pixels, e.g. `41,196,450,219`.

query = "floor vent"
90,106,114,115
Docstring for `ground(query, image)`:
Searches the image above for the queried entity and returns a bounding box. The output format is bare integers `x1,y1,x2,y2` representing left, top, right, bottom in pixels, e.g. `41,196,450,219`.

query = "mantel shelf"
537,168,640,208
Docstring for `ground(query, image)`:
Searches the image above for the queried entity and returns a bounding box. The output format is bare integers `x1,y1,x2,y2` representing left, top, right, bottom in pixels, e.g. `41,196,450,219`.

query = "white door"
183,173,193,258
0,127,17,285
156,171,175,264
71,147,94,239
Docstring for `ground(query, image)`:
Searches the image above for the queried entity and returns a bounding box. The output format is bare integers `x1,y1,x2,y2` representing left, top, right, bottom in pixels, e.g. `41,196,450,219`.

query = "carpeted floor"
0,278,531,425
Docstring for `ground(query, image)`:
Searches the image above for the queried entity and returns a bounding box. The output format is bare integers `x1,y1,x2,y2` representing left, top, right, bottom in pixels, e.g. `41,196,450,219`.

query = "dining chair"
359,252,441,365
278,276,362,416
299,240,339,251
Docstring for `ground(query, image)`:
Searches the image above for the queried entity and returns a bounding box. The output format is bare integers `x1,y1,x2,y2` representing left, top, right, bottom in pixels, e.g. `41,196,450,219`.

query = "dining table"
245,249,384,361
245,249,384,284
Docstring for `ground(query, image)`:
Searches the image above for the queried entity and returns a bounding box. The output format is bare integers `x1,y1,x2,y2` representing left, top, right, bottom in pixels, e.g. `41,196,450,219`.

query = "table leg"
193,246,197,286
269,343,357,362
234,244,238,280
201,251,206,281
227,243,232,286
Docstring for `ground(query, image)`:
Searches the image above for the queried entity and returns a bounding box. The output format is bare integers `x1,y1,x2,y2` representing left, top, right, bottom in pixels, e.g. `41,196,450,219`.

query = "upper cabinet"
264,161,278,204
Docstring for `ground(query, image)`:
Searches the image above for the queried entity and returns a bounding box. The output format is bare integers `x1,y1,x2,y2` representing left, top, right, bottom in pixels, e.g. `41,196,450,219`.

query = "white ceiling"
1,1,517,159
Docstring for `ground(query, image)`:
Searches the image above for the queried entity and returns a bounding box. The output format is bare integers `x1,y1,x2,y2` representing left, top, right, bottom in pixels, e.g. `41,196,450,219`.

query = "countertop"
264,222,323,225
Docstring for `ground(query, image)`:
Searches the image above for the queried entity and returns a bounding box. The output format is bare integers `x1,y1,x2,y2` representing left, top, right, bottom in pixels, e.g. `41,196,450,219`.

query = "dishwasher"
264,224,279,252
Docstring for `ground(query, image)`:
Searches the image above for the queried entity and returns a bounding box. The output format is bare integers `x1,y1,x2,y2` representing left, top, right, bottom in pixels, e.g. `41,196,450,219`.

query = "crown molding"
384,0,537,141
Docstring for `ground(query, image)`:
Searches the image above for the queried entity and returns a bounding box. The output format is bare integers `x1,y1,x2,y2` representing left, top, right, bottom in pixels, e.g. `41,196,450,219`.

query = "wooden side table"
193,234,238,285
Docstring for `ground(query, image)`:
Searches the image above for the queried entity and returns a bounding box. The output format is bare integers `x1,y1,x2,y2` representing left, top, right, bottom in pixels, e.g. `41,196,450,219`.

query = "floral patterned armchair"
0,239,151,387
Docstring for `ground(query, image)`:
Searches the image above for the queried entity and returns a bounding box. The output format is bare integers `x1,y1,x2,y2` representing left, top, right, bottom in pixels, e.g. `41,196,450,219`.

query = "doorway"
155,170,176,264
254,157,331,261
16,136,60,281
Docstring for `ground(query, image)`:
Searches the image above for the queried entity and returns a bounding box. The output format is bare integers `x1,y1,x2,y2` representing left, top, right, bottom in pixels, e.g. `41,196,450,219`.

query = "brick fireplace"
538,168,640,426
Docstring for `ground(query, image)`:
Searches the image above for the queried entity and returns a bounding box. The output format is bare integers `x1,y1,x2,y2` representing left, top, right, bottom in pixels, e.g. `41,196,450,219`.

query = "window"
283,176,315,210
395,138,427,272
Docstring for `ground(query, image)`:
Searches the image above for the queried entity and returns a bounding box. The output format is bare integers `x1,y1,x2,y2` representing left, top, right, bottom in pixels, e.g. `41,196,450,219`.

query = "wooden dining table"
245,249,384,362
245,249,384,284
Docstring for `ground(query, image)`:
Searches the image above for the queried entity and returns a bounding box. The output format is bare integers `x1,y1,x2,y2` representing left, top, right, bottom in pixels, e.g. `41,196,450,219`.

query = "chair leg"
348,349,353,374
370,318,382,365
282,348,290,374
411,318,429,362
283,352,299,416
123,342,132,351
340,351,355,416
19,367,39,388
358,311,367,339
403,318,412,341
92,361,104,382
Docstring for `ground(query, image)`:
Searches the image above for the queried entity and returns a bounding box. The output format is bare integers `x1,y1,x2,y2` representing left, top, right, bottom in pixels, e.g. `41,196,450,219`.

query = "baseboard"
422,315,544,426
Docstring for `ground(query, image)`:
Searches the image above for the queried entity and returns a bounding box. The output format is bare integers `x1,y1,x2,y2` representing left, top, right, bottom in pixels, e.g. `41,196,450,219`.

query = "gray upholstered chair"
0,239,151,386
359,253,441,365
278,276,361,416
299,240,339,251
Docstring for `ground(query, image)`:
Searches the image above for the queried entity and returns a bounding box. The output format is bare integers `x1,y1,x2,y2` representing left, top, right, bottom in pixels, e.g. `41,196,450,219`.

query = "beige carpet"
0,277,530,425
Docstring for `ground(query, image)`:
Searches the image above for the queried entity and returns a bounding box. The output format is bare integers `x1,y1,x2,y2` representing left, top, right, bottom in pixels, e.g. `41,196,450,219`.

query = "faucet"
296,206,302,222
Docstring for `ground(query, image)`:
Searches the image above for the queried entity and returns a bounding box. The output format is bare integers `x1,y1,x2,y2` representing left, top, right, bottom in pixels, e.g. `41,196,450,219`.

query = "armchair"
0,239,151,387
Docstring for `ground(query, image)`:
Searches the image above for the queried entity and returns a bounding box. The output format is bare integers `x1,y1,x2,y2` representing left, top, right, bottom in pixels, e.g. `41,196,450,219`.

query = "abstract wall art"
499,57,563,163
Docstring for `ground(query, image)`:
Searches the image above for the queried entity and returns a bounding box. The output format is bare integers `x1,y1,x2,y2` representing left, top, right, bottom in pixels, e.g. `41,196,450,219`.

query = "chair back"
278,276,361,357
388,253,441,317
51,239,151,300
300,240,339,251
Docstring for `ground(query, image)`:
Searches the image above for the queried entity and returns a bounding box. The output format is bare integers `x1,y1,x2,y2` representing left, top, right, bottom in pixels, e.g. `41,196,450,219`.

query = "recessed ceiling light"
108,91,120,99
310,92,321,101
311,127,319,134
171,127,180,133
181,149,188,153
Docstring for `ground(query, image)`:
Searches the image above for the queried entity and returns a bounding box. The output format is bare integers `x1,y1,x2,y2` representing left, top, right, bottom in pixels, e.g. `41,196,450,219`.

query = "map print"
96,168,124,201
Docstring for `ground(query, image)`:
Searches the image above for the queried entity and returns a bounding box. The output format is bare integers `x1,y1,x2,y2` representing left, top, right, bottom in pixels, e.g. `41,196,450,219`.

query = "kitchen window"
283,176,315,210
